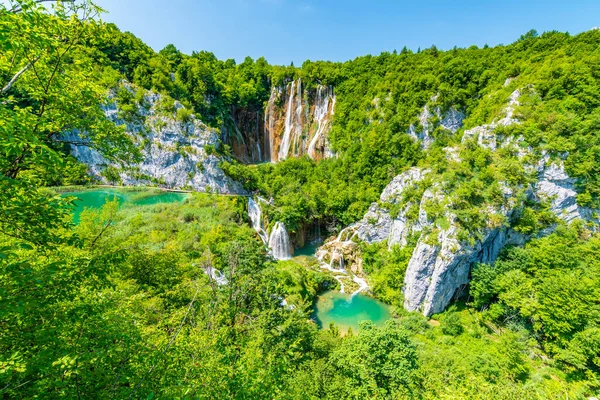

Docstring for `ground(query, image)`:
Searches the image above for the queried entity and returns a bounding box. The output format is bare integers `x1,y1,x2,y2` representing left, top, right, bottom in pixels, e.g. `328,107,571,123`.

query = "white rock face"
462,89,522,150
69,86,246,194
535,161,598,224
403,216,527,316
402,158,599,315
408,100,464,149
350,168,430,247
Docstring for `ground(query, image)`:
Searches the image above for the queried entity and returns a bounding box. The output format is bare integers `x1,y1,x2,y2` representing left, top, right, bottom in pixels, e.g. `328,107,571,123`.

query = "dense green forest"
1,0,600,398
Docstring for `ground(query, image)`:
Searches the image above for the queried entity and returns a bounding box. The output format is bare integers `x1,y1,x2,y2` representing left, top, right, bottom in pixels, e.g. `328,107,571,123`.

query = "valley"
2,1,600,398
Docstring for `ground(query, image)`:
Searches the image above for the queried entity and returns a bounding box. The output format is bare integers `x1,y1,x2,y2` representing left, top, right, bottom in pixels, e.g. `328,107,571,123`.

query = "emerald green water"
293,241,322,257
62,188,188,223
313,291,392,334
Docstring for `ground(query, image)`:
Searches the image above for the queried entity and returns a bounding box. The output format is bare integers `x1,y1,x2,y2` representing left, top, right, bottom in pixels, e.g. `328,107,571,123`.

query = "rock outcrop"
408,98,464,149
316,227,363,276
535,160,598,225
69,86,246,194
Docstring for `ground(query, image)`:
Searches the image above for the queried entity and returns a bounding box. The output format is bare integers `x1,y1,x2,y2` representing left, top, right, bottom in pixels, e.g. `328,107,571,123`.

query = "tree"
329,321,419,397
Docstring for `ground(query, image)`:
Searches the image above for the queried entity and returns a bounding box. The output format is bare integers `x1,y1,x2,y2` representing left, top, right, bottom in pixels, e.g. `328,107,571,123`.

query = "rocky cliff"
318,86,599,316
69,85,246,194
408,97,464,150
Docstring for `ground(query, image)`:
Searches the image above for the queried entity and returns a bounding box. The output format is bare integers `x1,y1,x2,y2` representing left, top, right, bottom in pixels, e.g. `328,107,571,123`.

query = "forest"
1,0,599,398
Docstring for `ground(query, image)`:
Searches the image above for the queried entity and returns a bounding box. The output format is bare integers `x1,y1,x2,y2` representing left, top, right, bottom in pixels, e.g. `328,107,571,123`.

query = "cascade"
350,275,369,298
269,221,292,260
336,226,357,242
255,110,262,162
205,266,228,286
248,198,269,244
328,250,345,272
334,276,346,293
293,79,303,156
308,85,335,159
278,81,296,161
265,87,280,162
264,79,335,162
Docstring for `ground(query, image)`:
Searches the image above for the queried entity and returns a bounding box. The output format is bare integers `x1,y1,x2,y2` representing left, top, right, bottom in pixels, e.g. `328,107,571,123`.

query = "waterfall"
336,226,358,243
328,250,345,272
293,79,303,156
269,221,292,260
248,198,269,244
205,266,228,286
334,276,346,293
265,87,280,162
265,79,335,162
255,110,262,162
308,85,335,159
350,275,369,298
324,95,337,158
278,81,296,161
248,198,292,260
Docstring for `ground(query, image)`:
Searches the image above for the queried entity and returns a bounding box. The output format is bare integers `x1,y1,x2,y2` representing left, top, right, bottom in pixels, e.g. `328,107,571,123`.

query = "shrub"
441,313,464,336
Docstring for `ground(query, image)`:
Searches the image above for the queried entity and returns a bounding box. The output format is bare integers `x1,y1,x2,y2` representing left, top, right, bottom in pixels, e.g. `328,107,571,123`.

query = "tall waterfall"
248,198,269,244
278,80,303,161
269,221,292,260
265,86,282,162
264,79,335,162
308,85,336,159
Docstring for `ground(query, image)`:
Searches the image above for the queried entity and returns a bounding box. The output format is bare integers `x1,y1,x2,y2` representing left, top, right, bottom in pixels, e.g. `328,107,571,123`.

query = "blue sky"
95,0,600,65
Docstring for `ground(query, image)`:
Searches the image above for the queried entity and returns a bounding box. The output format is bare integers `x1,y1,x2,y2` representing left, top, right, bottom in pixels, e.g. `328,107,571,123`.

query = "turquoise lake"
313,290,392,334
61,188,188,223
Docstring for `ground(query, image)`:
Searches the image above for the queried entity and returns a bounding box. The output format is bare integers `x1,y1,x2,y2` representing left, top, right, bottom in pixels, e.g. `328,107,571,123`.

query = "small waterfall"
205,266,228,286
248,198,269,244
334,276,346,293
350,275,369,298
336,226,358,243
328,250,345,272
278,81,296,161
269,221,292,260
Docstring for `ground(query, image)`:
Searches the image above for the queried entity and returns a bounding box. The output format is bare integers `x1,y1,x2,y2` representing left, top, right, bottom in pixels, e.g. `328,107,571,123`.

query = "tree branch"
0,56,40,96
89,214,114,249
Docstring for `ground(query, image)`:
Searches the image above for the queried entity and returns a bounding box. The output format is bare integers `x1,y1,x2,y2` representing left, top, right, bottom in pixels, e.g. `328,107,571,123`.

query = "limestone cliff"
69,85,246,194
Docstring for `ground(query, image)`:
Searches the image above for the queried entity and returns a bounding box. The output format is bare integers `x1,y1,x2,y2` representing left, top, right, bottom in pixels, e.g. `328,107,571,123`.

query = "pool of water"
61,188,188,223
313,290,392,334
293,240,323,257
